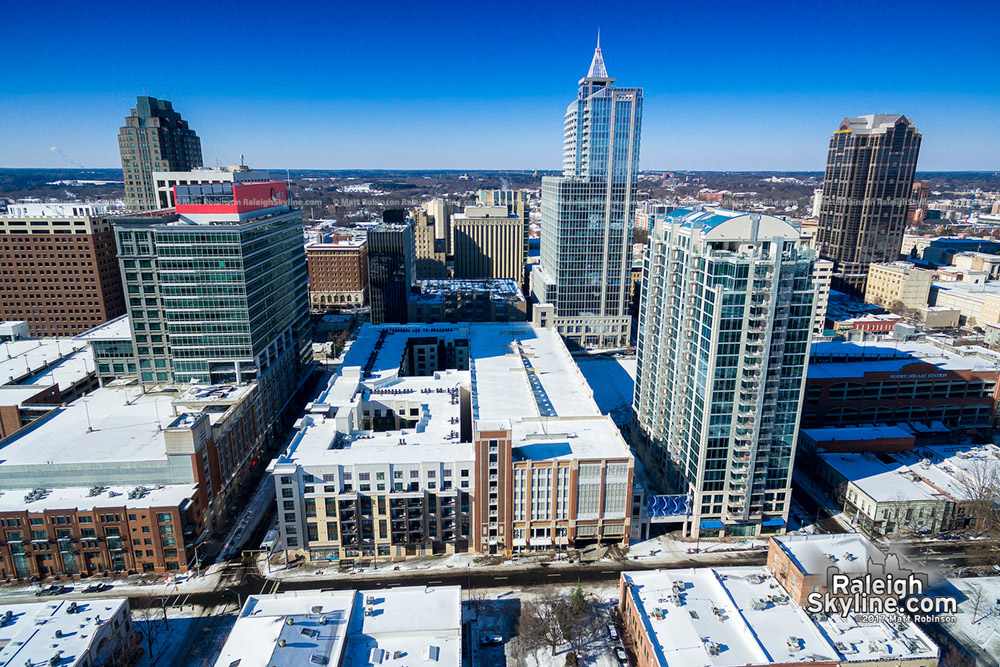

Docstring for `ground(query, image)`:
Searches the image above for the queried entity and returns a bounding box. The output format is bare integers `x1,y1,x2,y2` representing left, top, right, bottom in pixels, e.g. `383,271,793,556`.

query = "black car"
83,583,112,593
34,585,68,597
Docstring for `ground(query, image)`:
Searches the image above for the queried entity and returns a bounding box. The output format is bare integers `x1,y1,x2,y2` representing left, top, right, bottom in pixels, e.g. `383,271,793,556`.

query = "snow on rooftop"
771,534,887,577
0,338,93,391
73,315,132,341
623,567,838,666
281,324,630,469
213,586,461,667
0,598,130,667
0,483,196,513
808,340,1000,378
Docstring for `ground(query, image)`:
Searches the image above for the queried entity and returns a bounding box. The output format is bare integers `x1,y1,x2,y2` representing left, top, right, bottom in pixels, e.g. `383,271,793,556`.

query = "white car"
608,623,619,639
615,647,629,663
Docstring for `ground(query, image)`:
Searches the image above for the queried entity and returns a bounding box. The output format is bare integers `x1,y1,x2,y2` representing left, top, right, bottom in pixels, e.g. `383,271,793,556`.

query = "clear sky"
1,0,997,171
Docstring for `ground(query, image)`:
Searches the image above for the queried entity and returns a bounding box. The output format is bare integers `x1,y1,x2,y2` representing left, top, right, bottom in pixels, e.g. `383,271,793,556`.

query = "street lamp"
225,587,242,613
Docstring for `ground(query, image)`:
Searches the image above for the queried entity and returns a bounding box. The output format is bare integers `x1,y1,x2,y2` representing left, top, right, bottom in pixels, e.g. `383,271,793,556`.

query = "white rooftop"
73,315,132,342
0,483,196,513
809,340,1000,378
213,586,461,667
770,533,890,577
0,598,129,667
279,324,630,470
0,339,94,391
624,566,937,666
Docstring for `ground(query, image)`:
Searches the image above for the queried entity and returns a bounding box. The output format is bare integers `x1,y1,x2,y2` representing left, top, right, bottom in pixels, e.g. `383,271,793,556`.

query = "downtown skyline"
1,0,998,171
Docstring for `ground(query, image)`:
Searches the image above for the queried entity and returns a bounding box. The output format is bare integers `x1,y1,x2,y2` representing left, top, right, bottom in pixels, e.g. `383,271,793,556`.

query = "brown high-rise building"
412,210,449,279
0,202,126,337
119,96,203,211
306,237,369,311
816,114,921,294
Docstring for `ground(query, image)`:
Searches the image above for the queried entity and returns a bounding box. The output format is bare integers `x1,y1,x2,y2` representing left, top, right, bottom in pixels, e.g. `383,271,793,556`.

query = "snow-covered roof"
770,534,887,576
0,483,197,513
213,586,461,667
0,598,130,667
278,323,631,471
73,315,132,342
0,338,94,391
808,340,1000,378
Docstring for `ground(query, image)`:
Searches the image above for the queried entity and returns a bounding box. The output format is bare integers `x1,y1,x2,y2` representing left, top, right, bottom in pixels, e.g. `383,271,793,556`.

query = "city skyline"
1,0,998,171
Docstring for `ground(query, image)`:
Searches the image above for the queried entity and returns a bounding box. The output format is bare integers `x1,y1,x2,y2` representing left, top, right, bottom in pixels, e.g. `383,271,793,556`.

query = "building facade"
152,165,269,209
412,210,449,280
452,206,524,281
306,238,369,311
478,189,530,260
816,114,921,294
367,223,415,325
0,203,126,337
270,323,633,564
634,208,816,538
408,279,526,323
530,39,641,349
118,96,203,211
865,261,932,310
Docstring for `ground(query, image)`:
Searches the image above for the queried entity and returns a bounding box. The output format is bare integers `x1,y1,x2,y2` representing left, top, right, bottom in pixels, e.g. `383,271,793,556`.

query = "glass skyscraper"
633,208,816,538
531,38,642,349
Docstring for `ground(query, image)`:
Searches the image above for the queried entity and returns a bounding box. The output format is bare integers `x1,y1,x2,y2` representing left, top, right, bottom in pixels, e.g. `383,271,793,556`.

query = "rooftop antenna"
240,154,246,168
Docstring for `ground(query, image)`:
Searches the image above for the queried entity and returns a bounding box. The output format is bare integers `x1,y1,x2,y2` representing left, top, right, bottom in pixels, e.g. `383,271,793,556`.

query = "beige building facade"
864,261,932,310
452,206,524,281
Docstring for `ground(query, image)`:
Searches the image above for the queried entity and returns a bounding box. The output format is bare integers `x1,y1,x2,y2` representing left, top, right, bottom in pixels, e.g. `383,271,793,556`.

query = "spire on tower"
581,31,614,84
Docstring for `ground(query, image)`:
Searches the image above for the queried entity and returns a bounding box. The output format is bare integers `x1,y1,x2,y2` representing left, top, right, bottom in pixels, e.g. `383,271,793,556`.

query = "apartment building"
864,261,933,310
633,208,816,538
306,238,369,311
270,322,633,564
0,598,135,666
0,202,126,337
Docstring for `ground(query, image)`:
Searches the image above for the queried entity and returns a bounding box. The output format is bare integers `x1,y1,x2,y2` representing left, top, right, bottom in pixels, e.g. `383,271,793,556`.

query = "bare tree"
959,459,1000,537
104,631,143,667
133,600,167,661
518,591,565,657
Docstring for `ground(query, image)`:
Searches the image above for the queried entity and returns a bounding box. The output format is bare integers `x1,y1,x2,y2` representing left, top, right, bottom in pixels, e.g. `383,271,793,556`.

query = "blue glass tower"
531,37,642,349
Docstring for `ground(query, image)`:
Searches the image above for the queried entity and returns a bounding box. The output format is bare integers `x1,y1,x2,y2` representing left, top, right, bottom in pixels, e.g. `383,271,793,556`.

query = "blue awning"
762,518,786,527
700,520,724,529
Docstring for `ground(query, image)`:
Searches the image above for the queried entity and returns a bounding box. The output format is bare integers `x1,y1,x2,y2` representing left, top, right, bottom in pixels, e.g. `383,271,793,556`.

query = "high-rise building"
119,96,203,211
152,165,269,209
634,202,672,233
367,222,415,324
530,38,642,349
412,210,449,279
0,202,126,336
306,237,369,311
816,114,921,294
114,180,310,414
478,189,530,261
633,208,817,538
425,199,457,254
452,205,524,281
907,181,931,225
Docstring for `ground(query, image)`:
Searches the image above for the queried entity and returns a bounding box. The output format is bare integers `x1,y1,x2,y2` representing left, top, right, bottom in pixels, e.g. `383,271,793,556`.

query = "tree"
133,599,167,661
958,459,1000,537
518,591,564,656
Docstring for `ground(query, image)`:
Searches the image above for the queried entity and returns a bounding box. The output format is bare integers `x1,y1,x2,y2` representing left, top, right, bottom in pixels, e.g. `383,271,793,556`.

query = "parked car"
480,635,503,646
83,583,112,593
608,623,619,639
34,585,68,597
615,647,629,665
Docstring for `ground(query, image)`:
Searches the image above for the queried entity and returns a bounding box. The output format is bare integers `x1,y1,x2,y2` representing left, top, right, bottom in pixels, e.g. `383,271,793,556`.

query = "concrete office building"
478,189,530,260
306,238,369,311
451,205,524,281
270,322,633,563
633,208,817,538
366,222,415,324
864,261,933,310
152,165,270,209
530,39,641,349
816,115,921,294
118,96,203,211
412,209,449,279
0,203,126,337
425,199,457,255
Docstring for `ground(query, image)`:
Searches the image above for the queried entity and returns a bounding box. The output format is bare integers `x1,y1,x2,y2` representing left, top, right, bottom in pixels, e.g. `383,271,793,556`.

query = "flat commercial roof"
808,340,1000,378
73,315,132,342
624,566,938,666
213,586,461,667
281,323,630,469
0,598,130,667
0,483,196,513
770,533,888,576
0,386,177,466
0,339,94,391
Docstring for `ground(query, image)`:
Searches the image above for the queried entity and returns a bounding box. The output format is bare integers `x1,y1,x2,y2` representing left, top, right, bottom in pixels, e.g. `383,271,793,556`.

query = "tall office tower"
0,202,126,336
478,189,530,261
119,96,203,211
452,205,524,281
114,180,310,412
425,199,457,254
530,38,642,349
816,115,921,294
907,181,931,225
367,222,415,324
633,208,817,538
413,210,449,279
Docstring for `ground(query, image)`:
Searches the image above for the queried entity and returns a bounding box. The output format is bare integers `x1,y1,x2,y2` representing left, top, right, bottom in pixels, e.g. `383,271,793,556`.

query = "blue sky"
1,0,997,171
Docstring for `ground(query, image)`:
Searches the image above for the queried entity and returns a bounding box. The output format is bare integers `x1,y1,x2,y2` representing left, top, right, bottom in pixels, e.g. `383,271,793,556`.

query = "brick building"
0,203,126,337
306,238,369,311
